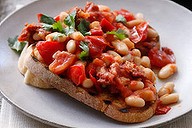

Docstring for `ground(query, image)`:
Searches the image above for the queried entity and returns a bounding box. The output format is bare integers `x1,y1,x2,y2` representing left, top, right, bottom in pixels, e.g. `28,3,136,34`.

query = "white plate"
0,0,192,127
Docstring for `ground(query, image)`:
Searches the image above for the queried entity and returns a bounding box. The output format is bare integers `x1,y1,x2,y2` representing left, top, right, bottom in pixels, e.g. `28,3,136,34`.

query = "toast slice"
20,45,157,123
18,44,53,89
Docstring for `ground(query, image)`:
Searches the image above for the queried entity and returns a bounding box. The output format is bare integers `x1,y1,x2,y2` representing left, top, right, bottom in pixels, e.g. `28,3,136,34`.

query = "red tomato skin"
90,29,103,36
130,22,148,43
85,36,108,58
49,51,76,75
100,18,115,32
155,100,171,115
148,47,176,68
37,14,43,23
36,41,65,65
115,9,135,21
68,62,86,86
54,15,60,22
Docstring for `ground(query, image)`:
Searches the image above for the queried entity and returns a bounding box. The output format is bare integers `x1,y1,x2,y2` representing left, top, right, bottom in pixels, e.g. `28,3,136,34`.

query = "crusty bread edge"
23,46,157,123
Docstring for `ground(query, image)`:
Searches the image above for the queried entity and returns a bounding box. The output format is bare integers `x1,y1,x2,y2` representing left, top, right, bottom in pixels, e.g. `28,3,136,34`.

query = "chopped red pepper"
155,100,171,115
68,62,86,86
100,18,115,32
36,41,65,65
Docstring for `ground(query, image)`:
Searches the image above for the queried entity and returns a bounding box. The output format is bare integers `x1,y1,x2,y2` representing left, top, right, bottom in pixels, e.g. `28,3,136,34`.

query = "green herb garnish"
106,28,128,40
52,21,64,33
39,14,56,25
8,35,27,54
79,41,89,60
116,14,127,24
77,19,90,36
63,11,76,36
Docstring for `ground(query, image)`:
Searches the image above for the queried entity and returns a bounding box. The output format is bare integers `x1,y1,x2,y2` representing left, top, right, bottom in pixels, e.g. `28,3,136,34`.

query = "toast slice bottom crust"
21,45,157,123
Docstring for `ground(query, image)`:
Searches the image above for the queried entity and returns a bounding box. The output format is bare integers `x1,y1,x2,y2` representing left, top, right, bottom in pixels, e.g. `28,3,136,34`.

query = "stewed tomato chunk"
85,36,108,58
36,41,65,65
100,18,115,32
68,61,86,86
49,51,76,75
130,22,148,43
148,47,176,68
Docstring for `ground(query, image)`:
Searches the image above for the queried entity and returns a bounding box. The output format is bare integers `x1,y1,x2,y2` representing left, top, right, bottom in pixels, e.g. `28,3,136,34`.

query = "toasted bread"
18,44,53,89
19,45,157,123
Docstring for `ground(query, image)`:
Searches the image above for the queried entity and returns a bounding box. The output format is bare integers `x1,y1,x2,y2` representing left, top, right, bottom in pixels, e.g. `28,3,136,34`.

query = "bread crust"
22,46,157,123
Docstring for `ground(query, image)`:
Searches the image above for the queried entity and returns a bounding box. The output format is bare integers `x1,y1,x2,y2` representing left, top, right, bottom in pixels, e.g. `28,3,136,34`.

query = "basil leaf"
77,19,90,36
40,14,56,25
116,14,127,24
64,26,75,36
42,23,53,31
106,28,128,40
53,33,65,41
8,35,27,54
52,21,64,33
64,11,76,28
79,41,89,60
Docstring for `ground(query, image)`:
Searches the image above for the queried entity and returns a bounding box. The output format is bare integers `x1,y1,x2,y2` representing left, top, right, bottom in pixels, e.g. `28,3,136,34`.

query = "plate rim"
0,0,192,127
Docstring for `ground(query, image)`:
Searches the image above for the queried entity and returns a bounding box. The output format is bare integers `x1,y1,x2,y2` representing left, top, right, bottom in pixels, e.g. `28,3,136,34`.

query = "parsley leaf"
64,11,76,28
39,14,56,25
77,19,90,36
8,35,27,54
116,14,127,24
106,28,128,40
79,41,89,60
42,23,53,31
52,21,64,33
63,11,77,36
53,33,65,41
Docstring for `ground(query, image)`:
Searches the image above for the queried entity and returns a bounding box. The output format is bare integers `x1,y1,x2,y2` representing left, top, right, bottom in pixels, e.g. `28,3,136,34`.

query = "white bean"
158,82,175,97
143,68,156,83
135,13,144,20
147,28,158,38
160,93,179,105
132,49,141,57
141,56,151,68
112,40,129,55
129,80,144,91
133,56,141,66
45,32,67,42
66,40,76,53
89,21,101,29
82,78,94,88
125,95,145,107
33,48,43,61
126,19,144,28
70,31,84,41
122,38,135,50
98,5,110,12
33,32,41,41
122,54,133,62
158,64,177,79
59,11,68,22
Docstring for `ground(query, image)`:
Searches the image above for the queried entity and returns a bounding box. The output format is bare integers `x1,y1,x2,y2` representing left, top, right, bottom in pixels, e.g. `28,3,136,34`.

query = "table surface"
0,0,191,128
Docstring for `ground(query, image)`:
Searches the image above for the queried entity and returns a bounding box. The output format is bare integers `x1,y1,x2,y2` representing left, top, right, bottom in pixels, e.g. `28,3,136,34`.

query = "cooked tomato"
90,29,103,36
115,77,133,98
115,9,135,21
100,18,115,32
130,22,148,43
155,100,171,115
85,36,108,58
37,14,43,23
54,15,60,22
49,51,76,74
68,62,86,86
36,41,65,65
148,47,176,68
